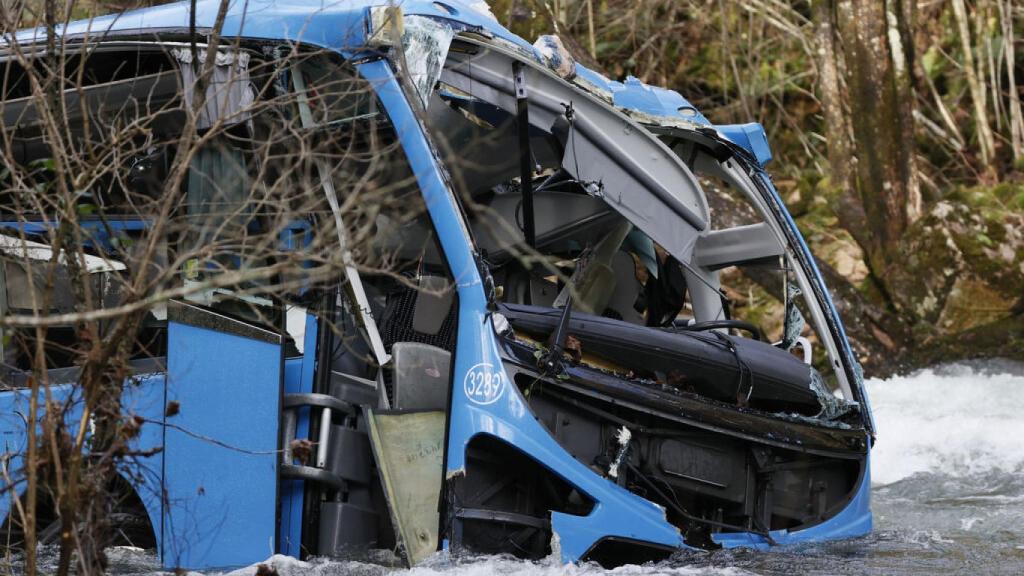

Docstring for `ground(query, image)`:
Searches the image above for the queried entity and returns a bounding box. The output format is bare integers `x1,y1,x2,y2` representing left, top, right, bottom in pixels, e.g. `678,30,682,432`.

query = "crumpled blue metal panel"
18,0,529,53
717,123,774,166
574,65,711,125
572,67,776,165
361,58,686,562
364,57,873,559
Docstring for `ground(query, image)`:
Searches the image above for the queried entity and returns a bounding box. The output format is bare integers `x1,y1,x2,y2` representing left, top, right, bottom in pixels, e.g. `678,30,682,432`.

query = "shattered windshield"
422,36,854,421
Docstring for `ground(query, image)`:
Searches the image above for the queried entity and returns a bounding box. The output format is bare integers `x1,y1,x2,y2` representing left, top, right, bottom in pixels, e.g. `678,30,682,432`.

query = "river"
44,361,1024,575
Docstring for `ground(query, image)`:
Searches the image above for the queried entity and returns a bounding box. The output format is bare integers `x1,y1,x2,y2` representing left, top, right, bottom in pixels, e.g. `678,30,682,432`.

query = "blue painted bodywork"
0,0,873,568
0,375,166,552
162,317,282,568
573,66,712,126
0,219,151,252
717,123,774,167
364,55,873,562
363,59,687,558
278,314,318,557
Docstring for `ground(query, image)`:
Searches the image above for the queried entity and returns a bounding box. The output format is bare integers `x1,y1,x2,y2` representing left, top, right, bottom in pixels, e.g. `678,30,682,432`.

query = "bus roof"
10,0,715,131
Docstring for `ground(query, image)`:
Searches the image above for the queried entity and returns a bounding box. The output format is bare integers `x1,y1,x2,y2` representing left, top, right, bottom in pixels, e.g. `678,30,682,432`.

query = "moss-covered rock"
888,198,1024,338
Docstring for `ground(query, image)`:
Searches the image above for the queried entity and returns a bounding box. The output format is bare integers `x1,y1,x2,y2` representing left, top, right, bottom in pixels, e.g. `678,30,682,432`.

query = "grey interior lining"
373,190,613,265
694,222,783,270
439,42,709,266
473,191,613,261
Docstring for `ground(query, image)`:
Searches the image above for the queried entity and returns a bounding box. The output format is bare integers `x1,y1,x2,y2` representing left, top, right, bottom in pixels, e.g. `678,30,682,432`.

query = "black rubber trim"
168,300,281,344
280,464,348,491
675,319,763,341
456,508,549,530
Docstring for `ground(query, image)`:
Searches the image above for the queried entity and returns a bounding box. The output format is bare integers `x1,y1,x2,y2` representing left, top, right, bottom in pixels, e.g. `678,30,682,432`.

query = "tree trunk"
812,0,869,252
951,0,997,168
998,0,1024,162
833,0,920,312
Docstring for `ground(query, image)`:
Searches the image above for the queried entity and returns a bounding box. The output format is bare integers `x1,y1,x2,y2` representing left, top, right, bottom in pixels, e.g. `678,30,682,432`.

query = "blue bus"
0,0,873,570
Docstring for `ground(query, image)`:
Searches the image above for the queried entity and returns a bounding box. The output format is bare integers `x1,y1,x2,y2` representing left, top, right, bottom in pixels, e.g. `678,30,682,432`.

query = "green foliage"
949,182,1024,217
1012,191,1024,212
921,46,944,79
29,157,55,172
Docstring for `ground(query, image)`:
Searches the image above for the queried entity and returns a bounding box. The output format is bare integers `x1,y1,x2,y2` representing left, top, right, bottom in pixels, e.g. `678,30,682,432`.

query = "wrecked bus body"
0,0,873,569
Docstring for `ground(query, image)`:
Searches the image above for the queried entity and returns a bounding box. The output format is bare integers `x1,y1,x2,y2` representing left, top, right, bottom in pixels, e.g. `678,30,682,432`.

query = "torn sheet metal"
571,65,710,129
533,35,576,80
367,409,445,567
401,15,454,110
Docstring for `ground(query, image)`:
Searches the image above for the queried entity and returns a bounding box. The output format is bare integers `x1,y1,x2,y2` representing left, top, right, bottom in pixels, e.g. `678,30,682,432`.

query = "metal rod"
316,408,332,468
513,61,535,248
292,65,391,373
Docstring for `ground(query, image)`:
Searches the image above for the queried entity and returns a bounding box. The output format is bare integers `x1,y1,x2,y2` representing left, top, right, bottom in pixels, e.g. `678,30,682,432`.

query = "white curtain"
171,48,254,129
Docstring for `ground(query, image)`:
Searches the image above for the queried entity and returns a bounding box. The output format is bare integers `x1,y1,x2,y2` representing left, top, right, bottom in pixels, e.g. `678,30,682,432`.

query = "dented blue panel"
574,66,711,126
613,76,710,125
0,375,166,551
717,123,773,166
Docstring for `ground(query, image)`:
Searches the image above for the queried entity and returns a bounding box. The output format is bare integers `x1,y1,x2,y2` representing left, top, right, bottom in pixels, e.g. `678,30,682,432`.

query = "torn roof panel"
19,0,695,119
21,0,773,160
573,65,711,127
12,0,532,54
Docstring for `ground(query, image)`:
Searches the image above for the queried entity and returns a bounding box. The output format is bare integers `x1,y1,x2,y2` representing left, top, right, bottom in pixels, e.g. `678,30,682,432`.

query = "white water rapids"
46,361,1024,575
867,361,1024,485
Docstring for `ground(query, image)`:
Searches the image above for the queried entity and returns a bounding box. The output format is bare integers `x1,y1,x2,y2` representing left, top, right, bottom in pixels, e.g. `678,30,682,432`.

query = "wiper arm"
537,295,573,376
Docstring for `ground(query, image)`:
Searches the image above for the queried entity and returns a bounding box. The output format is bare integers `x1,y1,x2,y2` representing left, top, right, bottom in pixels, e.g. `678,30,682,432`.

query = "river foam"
865,360,1024,485
207,553,754,576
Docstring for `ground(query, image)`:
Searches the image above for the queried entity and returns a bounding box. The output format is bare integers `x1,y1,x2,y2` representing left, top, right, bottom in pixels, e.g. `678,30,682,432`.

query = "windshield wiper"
537,295,573,376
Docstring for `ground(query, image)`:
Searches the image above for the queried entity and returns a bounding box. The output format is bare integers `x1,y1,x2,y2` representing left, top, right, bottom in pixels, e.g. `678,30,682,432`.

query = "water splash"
865,361,1024,485
207,553,753,576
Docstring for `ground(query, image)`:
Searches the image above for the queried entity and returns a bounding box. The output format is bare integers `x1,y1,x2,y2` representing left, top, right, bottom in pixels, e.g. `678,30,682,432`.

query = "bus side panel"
0,377,165,548
163,318,282,569
120,373,167,550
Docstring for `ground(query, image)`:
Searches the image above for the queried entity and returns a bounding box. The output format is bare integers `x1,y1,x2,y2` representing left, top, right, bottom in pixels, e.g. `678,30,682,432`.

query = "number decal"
463,363,506,405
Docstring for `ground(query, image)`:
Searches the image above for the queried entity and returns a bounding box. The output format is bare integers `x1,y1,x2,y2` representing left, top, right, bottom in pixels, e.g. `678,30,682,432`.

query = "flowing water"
31,361,1024,575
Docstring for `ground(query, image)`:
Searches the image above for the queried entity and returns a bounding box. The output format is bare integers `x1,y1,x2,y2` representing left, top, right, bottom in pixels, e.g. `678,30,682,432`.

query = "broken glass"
400,15,454,110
